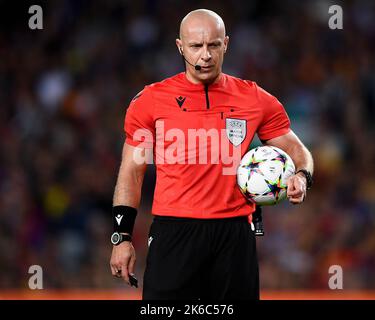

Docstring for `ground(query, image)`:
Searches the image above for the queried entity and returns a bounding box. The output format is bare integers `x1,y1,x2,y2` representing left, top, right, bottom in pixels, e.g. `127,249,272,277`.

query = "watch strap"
296,169,313,189
120,234,132,242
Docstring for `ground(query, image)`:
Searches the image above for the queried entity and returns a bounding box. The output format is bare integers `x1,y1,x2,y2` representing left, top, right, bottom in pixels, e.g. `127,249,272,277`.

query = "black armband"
112,205,138,235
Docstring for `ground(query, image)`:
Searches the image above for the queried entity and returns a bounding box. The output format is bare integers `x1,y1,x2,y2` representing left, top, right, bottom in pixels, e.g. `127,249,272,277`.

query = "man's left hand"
287,172,307,204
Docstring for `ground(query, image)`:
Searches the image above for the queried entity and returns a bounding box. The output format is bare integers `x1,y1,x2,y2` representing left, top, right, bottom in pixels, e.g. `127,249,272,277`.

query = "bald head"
179,9,226,39
176,9,229,84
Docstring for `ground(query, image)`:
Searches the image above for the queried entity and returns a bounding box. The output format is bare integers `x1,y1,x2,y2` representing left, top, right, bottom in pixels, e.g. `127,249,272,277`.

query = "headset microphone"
180,48,201,71
183,55,202,71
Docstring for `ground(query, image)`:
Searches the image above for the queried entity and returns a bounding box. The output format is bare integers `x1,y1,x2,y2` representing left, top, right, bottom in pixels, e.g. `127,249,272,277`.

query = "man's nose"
201,46,212,61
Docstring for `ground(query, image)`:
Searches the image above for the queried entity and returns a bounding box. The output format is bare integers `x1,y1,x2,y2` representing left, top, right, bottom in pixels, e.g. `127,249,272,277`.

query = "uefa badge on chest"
226,118,246,146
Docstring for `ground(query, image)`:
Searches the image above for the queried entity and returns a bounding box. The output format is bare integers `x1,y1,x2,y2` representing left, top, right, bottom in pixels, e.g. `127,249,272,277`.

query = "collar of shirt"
178,72,227,90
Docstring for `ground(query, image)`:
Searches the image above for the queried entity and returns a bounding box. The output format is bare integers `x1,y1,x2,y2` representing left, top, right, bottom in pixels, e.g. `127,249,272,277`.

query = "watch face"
111,233,120,245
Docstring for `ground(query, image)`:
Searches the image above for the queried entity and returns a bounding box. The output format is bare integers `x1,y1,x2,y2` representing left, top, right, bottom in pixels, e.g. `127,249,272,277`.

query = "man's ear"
224,35,229,53
176,38,183,55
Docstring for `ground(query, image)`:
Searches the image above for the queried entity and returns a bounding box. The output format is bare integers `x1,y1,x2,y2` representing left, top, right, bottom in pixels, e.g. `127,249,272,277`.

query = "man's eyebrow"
187,39,222,45
209,40,222,45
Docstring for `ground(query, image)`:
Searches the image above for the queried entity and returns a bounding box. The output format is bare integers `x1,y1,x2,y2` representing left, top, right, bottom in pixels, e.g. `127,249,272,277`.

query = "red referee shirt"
124,72,290,219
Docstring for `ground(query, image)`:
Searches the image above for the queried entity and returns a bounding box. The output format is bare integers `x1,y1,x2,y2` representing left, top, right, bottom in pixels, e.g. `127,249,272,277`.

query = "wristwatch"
296,169,313,190
111,232,132,245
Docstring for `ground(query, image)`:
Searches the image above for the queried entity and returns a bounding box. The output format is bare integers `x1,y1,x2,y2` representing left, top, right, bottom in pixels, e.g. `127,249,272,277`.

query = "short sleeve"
256,84,291,142
124,86,155,149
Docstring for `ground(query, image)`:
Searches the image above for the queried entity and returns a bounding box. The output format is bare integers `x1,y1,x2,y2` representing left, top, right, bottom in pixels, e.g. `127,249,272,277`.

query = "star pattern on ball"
272,152,287,172
265,178,282,200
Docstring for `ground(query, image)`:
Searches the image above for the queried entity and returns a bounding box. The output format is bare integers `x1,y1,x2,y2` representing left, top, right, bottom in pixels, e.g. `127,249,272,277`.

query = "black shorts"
142,215,259,300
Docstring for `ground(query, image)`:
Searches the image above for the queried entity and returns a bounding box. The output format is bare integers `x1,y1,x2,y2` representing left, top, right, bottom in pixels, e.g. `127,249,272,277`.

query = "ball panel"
237,166,250,191
247,172,270,195
252,194,277,206
258,160,284,183
277,188,287,202
239,148,256,166
253,146,280,162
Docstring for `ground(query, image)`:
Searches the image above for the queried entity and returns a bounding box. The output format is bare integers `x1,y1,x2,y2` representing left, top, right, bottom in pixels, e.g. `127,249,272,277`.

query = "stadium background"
0,0,374,299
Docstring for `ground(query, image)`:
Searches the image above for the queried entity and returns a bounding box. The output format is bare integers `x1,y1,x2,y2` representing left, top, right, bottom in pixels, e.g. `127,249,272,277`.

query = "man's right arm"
113,142,148,208
110,142,148,285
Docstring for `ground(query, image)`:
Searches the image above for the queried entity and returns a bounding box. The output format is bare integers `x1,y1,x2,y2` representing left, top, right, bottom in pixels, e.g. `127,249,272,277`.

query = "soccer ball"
237,146,295,206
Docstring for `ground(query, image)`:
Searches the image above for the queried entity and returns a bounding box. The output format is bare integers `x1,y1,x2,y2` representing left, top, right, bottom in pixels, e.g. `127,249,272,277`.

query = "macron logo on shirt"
148,236,153,247
175,96,186,108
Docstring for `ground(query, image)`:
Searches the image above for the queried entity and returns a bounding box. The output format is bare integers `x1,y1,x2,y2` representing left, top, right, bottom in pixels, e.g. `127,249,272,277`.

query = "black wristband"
112,205,138,235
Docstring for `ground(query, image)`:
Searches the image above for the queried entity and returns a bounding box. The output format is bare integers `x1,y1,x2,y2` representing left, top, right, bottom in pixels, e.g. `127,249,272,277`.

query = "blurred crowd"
0,0,374,292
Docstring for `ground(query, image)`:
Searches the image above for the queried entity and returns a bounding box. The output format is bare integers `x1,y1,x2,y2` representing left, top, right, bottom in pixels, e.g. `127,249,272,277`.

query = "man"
110,9,314,300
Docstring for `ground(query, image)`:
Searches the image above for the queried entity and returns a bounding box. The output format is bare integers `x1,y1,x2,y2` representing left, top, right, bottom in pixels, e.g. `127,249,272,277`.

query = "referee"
110,9,314,300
